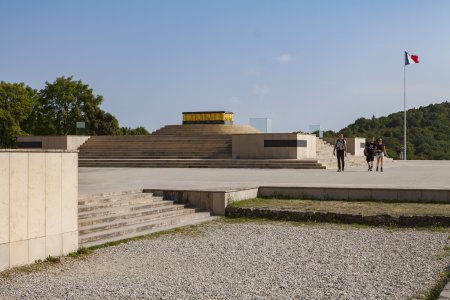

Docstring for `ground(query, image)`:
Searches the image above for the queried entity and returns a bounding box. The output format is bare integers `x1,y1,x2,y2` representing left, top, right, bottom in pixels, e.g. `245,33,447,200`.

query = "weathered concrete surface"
79,160,450,195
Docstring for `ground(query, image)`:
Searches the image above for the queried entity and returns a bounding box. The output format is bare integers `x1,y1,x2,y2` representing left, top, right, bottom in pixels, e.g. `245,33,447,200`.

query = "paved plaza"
79,160,450,195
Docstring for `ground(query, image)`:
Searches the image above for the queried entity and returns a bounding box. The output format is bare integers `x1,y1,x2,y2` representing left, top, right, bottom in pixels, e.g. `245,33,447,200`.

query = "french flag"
405,51,419,65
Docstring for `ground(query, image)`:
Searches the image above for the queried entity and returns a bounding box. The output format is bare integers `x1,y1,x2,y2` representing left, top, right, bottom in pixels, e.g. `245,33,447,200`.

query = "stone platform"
79,160,450,196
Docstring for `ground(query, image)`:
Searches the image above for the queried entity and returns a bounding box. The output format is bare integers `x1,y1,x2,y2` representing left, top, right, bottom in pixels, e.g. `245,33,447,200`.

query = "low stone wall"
258,186,450,203
0,150,78,271
17,136,90,150
143,185,449,218
232,133,316,159
144,188,259,215
225,206,450,227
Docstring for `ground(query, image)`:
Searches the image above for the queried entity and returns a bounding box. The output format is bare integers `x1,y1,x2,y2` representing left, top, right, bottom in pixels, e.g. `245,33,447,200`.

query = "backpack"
335,139,346,151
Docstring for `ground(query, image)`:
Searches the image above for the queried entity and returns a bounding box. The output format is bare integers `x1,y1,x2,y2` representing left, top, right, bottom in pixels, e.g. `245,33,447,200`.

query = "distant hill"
325,102,450,160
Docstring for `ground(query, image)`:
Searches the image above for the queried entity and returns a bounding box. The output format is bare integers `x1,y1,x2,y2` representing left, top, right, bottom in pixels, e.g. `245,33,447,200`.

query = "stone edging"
225,206,450,227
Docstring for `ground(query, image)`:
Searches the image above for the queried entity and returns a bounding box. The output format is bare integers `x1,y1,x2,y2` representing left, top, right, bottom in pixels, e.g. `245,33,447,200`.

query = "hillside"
330,102,450,160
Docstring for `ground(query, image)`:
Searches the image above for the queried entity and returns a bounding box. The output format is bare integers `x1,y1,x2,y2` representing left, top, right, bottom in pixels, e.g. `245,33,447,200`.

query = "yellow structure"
182,111,233,125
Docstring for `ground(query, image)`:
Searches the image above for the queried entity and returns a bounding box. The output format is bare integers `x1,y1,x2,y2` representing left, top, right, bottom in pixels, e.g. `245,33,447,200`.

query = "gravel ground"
0,220,449,300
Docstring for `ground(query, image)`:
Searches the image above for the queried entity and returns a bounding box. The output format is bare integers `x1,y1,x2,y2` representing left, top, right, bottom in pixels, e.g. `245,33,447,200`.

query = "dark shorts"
366,154,374,162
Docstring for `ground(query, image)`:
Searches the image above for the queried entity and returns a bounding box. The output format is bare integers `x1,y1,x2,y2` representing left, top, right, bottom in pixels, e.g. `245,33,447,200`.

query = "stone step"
78,192,155,206
78,189,144,200
79,204,188,227
80,142,232,145
81,148,231,151
79,207,196,234
80,157,232,160
78,200,174,219
79,163,325,169
78,196,163,212
78,159,322,164
79,152,232,156
79,161,323,165
79,212,213,247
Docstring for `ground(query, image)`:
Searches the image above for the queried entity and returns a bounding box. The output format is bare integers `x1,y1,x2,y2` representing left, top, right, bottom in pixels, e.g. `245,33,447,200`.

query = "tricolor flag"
405,51,419,65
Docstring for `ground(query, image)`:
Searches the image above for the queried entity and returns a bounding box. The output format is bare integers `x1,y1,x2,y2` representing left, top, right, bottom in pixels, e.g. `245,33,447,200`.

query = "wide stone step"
79,151,232,156
79,204,188,227
79,207,195,234
79,212,213,247
81,144,231,147
79,161,323,166
78,192,156,206
78,196,163,212
79,163,325,169
78,201,174,219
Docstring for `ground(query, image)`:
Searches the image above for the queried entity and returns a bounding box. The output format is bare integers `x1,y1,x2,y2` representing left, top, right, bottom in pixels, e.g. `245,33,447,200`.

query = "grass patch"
230,198,450,217
0,255,63,279
68,247,93,259
44,255,60,263
437,246,450,260
418,267,450,300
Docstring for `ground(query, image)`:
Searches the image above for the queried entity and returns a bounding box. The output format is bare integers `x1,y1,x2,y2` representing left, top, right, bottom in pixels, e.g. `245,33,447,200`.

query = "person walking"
375,138,388,172
365,137,376,171
333,133,347,172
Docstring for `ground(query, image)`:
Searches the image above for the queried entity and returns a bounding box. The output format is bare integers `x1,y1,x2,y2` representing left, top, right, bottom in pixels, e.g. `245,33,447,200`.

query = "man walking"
365,137,376,171
333,133,347,172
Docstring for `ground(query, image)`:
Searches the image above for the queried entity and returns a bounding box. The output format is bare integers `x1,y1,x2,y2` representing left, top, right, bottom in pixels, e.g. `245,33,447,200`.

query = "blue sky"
1,1,449,132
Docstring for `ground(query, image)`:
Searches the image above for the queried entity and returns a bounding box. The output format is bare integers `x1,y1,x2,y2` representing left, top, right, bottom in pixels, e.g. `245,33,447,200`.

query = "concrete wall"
144,188,259,216
0,150,78,271
18,136,90,150
232,133,316,159
323,137,366,156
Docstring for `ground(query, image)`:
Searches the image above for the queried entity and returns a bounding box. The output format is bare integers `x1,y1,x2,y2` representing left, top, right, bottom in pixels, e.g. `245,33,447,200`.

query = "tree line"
0,76,148,148
322,102,450,160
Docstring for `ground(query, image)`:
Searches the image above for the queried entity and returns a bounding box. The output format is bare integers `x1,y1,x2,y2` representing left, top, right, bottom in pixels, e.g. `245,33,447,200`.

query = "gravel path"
0,220,449,299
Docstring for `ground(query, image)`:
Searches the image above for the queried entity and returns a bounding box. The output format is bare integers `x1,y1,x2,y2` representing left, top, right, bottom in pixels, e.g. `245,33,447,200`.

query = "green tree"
338,101,450,160
118,126,149,135
35,76,104,135
0,82,37,147
89,111,120,135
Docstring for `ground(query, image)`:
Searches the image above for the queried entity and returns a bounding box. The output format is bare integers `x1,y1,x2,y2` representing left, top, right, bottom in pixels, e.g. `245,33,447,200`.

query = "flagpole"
403,57,407,160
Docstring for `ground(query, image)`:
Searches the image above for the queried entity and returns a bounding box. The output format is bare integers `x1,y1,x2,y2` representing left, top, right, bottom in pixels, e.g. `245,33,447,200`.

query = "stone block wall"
17,136,90,150
232,133,316,159
0,150,78,271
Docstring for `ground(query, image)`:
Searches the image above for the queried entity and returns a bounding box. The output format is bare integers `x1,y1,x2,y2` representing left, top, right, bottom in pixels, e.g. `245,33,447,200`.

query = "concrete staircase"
78,158,325,169
78,124,324,169
79,124,261,161
78,190,214,248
